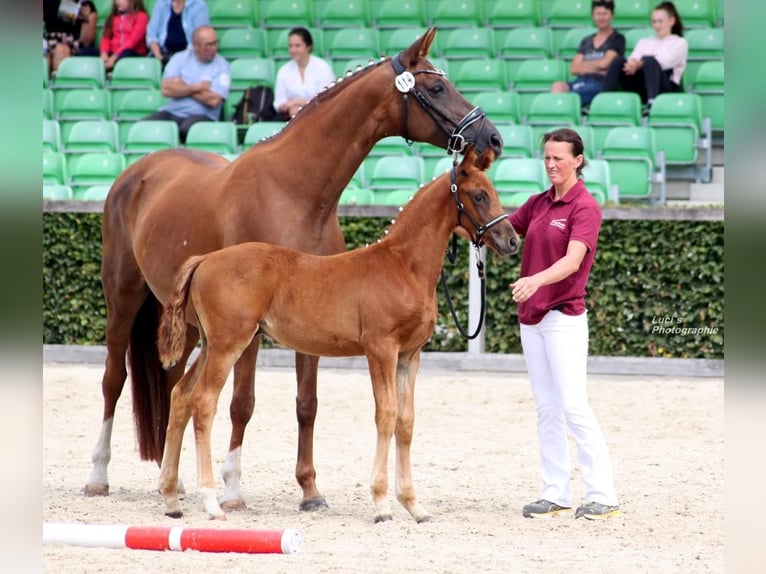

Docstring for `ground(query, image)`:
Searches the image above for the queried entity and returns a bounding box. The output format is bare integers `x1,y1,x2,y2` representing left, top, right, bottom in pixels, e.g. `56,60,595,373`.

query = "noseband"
391,54,487,155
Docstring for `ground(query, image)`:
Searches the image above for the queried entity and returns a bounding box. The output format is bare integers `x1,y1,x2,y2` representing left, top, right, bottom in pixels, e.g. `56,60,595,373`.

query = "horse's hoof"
374,513,393,524
208,513,227,521
165,510,183,519
416,514,432,524
299,497,328,512
220,499,247,512
83,484,109,497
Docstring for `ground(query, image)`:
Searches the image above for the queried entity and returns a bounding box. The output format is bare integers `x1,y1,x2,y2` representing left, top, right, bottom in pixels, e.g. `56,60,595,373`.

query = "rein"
391,54,487,155
439,166,508,340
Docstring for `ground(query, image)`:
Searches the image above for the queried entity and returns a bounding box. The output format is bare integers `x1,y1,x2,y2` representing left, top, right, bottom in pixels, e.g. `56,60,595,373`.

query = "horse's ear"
401,27,437,66
474,147,496,172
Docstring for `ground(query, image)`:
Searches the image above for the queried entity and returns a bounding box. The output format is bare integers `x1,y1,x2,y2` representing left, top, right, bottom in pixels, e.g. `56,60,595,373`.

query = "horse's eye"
429,83,445,95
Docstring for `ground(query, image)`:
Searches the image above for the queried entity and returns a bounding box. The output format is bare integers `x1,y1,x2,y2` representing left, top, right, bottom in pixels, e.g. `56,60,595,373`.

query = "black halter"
391,54,488,155
439,166,509,340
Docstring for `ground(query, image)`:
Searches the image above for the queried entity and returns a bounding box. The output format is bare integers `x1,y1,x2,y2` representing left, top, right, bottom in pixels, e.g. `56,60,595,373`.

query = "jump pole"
43,522,302,554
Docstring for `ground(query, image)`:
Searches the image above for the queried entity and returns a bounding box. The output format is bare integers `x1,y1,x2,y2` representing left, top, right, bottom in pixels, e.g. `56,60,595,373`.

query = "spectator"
142,25,230,142
100,0,149,73
508,128,621,521
146,0,210,67
601,1,687,112
551,0,625,109
274,27,335,120
44,0,99,75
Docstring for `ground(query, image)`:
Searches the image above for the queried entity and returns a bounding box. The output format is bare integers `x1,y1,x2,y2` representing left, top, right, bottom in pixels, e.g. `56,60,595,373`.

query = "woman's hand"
510,276,542,303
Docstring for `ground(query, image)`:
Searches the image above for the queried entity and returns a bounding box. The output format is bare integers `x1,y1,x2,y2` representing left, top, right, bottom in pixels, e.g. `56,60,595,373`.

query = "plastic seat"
368,155,425,190
43,183,74,201
370,136,413,157
546,0,591,27
218,27,267,59
108,58,162,90
691,61,723,133
63,120,120,154
229,58,275,90
77,184,112,201
55,89,112,140
439,27,495,60
427,0,483,28
571,125,596,157
611,0,652,29
486,0,541,28
452,58,507,93
67,152,126,190
52,56,105,89
647,93,709,173
469,90,520,124
380,189,416,206
242,121,284,148
673,0,717,28
111,88,166,143
624,27,656,52
43,152,68,185
372,0,426,28
493,157,546,193
582,159,613,204
43,118,63,153
428,156,456,180
585,91,642,151
318,0,371,28
43,56,49,88
122,120,180,163
332,57,378,78
327,27,379,60
503,191,537,207
497,27,554,60
184,121,239,154
339,186,376,205
684,27,724,83
379,27,427,55
496,124,535,158
43,88,54,119
557,27,596,61
261,0,314,28
512,58,568,117
267,27,324,62
209,0,256,28
600,126,665,202
524,92,582,141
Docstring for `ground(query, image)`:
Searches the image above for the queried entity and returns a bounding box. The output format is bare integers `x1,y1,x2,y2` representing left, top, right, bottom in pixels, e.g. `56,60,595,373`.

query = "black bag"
232,86,279,124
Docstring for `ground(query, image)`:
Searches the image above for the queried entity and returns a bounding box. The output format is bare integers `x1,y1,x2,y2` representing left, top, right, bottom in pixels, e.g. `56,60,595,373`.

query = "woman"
146,0,210,66
551,0,625,108
508,128,621,521
99,0,149,72
602,1,687,110
273,27,335,120
45,1,99,74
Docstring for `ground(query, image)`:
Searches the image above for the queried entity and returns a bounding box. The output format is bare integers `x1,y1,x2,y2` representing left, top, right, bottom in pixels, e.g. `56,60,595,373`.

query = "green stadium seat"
493,157,546,193
43,56,49,88
43,118,62,153
379,27,428,55
184,121,239,154
209,0,256,28
369,155,425,190
67,152,126,190
524,92,582,142
241,121,285,149
43,88,54,119
427,0,483,28
63,120,120,154
379,188,416,206
339,186,376,205
370,136,414,157
229,58,275,90
52,56,105,90
624,27,656,52
439,27,495,59
582,158,614,204
496,124,535,158
599,126,666,202
512,58,568,117
691,61,723,134
503,191,538,207
111,89,166,144
122,120,180,163
218,27,267,59
372,0,426,28
43,152,68,185
497,26,554,60
684,27,724,84
428,156,456,180
486,0,541,28
108,57,162,90
326,27,380,60
571,125,596,158
546,0,591,27
318,0,371,28
585,91,642,152
557,27,596,61
332,57,378,77
55,89,112,140
673,0,717,28
469,90,520,124
261,0,314,28
452,58,507,93
611,0,652,29
77,184,112,201
43,183,74,201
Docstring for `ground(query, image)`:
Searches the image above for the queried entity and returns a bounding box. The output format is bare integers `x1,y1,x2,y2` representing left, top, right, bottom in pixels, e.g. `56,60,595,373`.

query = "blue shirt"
161,49,231,120
146,0,210,50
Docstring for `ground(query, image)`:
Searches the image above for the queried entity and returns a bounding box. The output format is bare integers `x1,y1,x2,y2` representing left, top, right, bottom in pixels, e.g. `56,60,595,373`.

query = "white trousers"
520,310,618,507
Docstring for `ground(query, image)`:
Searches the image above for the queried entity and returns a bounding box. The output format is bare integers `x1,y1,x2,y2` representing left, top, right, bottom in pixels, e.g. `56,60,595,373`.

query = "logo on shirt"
549,218,567,230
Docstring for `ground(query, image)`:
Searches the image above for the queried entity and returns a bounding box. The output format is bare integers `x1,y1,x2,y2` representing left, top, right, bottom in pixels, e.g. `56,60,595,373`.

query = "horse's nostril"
489,132,503,155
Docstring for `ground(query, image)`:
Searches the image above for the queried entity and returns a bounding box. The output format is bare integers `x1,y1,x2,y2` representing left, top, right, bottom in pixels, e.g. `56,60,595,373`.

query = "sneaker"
575,501,622,520
522,499,572,518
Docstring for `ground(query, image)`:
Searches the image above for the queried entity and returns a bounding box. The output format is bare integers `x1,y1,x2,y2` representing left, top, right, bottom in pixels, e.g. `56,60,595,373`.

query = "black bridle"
439,166,509,340
391,54,488,155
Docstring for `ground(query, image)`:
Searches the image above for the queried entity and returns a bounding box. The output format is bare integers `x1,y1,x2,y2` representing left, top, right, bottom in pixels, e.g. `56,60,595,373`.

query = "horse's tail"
158,255,206,370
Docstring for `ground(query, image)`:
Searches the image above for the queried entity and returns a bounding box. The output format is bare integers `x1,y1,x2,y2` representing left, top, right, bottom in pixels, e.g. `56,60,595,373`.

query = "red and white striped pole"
43,522,302,554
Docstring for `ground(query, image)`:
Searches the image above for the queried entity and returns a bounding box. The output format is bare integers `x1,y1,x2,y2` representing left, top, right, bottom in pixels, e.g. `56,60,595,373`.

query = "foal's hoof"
220,498,247,512
374,513,393,524
83,483,109,497
165,510,183,519
416,514,433,524
299,497,328,512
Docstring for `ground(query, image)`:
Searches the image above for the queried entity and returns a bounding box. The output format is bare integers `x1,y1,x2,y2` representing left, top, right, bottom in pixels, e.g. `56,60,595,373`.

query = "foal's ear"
402,27,436,66
474,147,496,172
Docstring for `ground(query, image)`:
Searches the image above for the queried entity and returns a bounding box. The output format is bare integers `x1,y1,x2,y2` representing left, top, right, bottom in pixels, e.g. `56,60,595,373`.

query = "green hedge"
43,213,724,358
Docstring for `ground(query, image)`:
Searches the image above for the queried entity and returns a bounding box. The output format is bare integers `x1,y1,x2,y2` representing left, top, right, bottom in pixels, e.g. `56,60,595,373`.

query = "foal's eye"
473,193,486,203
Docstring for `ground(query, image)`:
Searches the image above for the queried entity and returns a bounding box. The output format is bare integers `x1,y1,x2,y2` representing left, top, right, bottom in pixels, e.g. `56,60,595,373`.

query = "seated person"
44,0,99,75
146,0,210,66
142,25,231,142
274,27,335,120
100,0,149,72
551,0,625,108
601,1,688,111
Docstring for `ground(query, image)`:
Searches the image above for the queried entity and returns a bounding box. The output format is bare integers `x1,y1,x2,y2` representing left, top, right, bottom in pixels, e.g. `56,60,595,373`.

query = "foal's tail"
158,255,207,369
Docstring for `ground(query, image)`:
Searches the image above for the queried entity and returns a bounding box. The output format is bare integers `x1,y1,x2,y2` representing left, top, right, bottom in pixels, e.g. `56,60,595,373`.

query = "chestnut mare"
156,147,519,522
85,28,505,514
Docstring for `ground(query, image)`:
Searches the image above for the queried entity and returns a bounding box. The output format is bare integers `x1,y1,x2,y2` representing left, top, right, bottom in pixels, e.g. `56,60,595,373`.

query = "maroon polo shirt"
508,180,602,325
